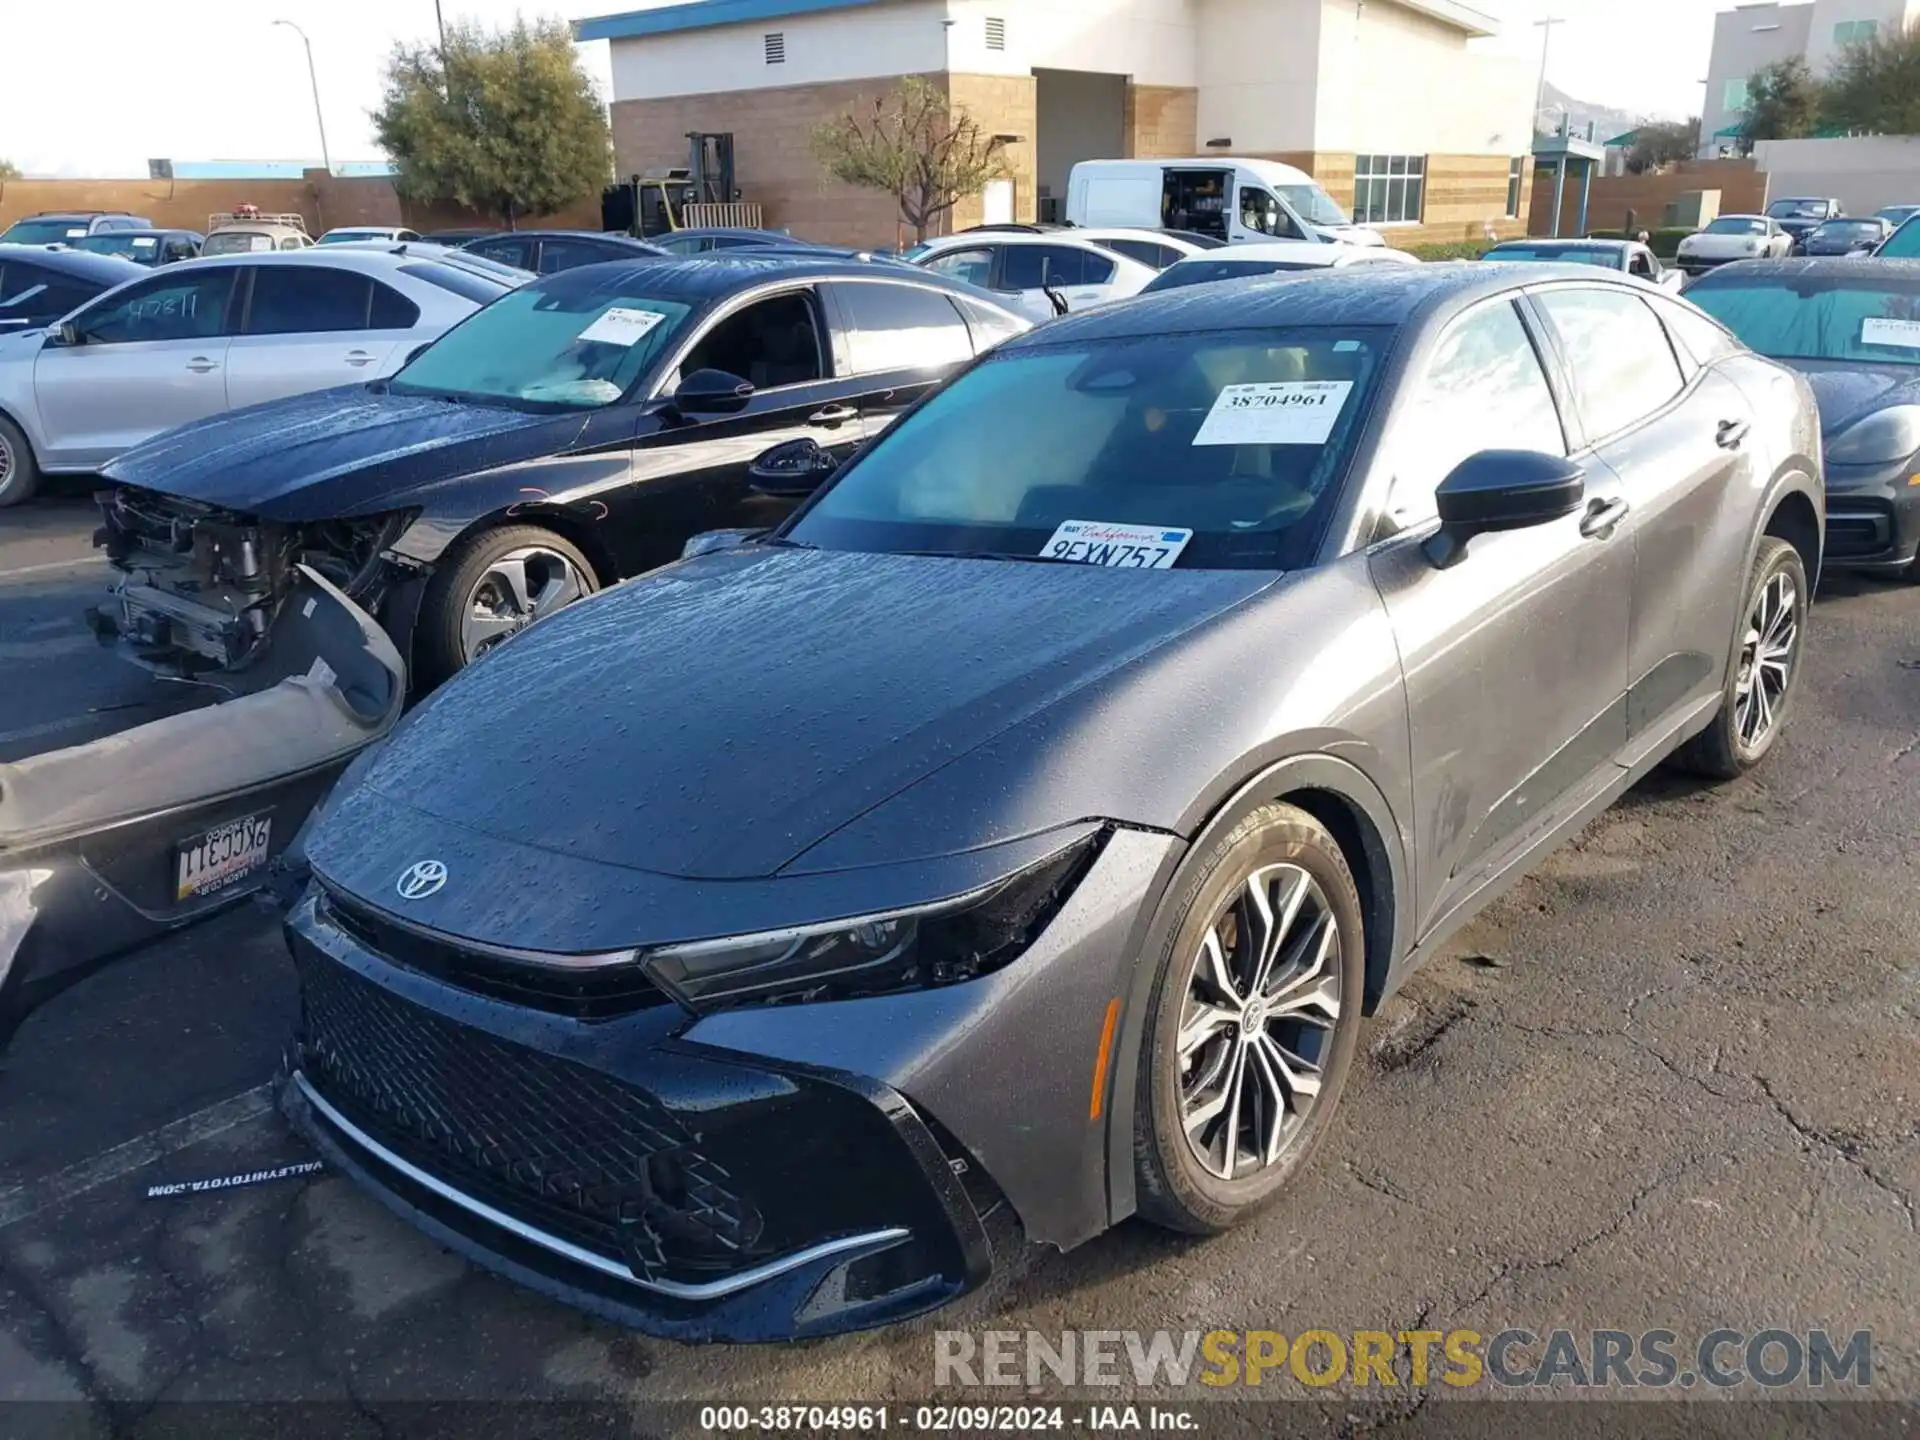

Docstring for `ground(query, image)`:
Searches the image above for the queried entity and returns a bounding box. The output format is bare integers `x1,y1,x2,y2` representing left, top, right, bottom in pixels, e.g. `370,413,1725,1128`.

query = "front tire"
1672,536,1806,779
1133,802,1365,1235
415,524,598,690
0,413,42,508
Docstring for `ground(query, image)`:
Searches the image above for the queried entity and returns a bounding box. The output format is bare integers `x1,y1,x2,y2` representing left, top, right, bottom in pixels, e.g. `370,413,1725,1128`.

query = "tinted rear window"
397,261,511,305
1143,259,1326,293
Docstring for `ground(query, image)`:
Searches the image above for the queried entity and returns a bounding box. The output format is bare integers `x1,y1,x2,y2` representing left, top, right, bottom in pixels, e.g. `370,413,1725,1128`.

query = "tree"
1740,57,1819,148
811,78,1008,243
0,160,19,181
373,17,610,228
1820,20,1920,136
1623,118,1701,174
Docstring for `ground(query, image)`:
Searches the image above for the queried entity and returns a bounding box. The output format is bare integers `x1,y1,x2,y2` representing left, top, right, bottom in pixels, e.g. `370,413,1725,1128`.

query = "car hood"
100,386,593,520
1781,360,1920,436
339,546,1276,882
1681,234,1767,255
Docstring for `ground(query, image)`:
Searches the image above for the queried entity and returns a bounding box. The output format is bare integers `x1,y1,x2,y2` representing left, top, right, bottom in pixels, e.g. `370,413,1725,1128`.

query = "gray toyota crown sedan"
281,264,1823,1341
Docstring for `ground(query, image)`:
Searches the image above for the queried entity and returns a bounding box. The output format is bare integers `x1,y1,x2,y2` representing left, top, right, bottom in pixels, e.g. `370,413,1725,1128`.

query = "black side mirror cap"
403,341,431,366
1423,450,1585,570
51,320,82,347
749,436,840,497
674,368,755,416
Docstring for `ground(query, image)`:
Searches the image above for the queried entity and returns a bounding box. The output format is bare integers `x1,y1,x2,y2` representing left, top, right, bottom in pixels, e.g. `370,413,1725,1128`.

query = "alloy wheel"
1734,570,1798,750
0,431,13,491
1178,863,1343,1181
460,546,589,661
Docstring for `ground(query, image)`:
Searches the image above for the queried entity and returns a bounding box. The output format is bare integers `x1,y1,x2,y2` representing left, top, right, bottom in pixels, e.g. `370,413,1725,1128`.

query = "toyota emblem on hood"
396,860,448,900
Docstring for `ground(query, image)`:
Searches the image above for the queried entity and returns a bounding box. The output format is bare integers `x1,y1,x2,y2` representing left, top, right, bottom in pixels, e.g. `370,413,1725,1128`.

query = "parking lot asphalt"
0,494,1915,1434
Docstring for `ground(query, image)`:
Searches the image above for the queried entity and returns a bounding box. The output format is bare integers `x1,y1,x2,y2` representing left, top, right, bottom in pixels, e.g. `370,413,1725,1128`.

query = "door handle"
1579,497,1630,538
1716,417,1750,449
345,350,377,367
186,357,218,373
808,404,858,427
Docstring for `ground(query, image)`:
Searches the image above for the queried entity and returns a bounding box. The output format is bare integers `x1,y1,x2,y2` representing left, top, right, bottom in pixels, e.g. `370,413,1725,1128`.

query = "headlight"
642,832,1104,1012
1825,405,1920,465
1678,238,1696,253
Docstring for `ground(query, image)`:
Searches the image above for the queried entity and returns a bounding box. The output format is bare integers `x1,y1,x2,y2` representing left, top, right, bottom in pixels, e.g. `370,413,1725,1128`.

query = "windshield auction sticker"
1043,520,1193,569
576,307,666,347
1862,317,1920,349
1193,380,1353,447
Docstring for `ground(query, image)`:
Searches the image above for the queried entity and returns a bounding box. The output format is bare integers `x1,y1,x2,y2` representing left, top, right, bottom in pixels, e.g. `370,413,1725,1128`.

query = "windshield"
1883,218,1920,259
1877,206,1920,225
2,218,90,244
1279,183,1351,228
1705,218,1768,237
202,231,276,255
1688,275,1920,366
786,326,1389,569
1484,246,1618,266
389,272,691,409
73,233,160,259
1142,259,1329,293
317,230,384,245
1811,221,1881,239
1768,199,1830,219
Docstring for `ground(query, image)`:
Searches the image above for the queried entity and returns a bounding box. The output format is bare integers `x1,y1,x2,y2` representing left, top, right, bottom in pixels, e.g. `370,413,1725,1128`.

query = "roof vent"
985,16,1006,50
764,31,786,64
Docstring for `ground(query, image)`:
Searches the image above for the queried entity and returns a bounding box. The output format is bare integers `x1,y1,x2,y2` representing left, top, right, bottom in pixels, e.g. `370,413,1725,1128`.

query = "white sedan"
0,246,528,505
906,232,1161,320
1140,239,1421,294
1674,215,1794,276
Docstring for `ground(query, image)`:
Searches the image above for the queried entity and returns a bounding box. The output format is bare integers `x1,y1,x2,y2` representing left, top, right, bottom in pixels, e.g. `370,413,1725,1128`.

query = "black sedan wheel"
1134,802,1364,1235
1673,536,1806,779
417,525,598,688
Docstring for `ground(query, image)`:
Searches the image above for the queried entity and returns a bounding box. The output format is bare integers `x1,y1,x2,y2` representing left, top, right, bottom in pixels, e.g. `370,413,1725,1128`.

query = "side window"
954,295,1026,352
679,290,825,390
164,239,199,263
1002,245,1115,289
368,281,422,330
76,269,237,344
245,266,375,335
278,235,305,251
1238,189,1301,239
469,238,529,269
537,238,616,274
1533,287,1686,441
833,282,973,374
1104,238,1173,269
1650,296,1744,367
922,246,995,289
1628,250,1654,278
1386,300,1567,526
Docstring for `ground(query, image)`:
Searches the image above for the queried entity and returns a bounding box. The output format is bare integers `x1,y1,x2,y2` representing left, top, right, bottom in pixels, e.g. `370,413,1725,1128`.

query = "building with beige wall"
574,0,1538,248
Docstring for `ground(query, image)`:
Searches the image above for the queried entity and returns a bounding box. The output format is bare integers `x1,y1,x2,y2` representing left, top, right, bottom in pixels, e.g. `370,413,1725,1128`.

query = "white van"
1066,158,1385,247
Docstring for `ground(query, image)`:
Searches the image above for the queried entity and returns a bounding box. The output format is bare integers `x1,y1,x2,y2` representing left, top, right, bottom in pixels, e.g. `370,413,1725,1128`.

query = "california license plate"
175,812,273,901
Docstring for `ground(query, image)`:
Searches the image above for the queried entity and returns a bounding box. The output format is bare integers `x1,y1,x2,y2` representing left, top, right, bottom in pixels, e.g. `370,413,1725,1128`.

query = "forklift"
602,132,739,239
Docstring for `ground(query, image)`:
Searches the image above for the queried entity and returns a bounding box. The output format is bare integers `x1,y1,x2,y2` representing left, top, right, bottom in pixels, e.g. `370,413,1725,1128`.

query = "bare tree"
811,78,1008,243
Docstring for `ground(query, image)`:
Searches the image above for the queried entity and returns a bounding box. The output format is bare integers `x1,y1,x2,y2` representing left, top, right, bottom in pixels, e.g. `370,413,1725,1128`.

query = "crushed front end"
92,486,407,676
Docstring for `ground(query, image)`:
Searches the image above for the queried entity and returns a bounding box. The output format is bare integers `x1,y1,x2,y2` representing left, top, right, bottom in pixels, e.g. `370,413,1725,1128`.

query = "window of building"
985,16,1006,50
1354,155,1425,226
764,32,786,64
1724,77,1750,112
1833,18,1876,44
1505,157,1525,218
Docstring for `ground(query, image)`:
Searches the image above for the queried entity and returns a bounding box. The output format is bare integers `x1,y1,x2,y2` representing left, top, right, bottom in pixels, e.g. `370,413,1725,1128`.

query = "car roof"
1008,263,1624,346
920,231,1126,251
0,243,148,283
1685,256,1920,281
528,252,1016,305
179,246,506,277
1182,241,1345,264
667,227,794,240
472,229,654,241
74,228,201,241
1713,214,1772,222
1495,238,1624,249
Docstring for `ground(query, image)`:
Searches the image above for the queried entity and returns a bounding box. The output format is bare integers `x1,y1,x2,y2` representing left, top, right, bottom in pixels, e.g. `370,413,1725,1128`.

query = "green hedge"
1586,226,1697,258
1405,240,1497,261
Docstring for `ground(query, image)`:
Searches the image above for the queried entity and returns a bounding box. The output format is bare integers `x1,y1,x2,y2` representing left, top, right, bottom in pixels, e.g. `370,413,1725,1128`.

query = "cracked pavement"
0,499,1915,1434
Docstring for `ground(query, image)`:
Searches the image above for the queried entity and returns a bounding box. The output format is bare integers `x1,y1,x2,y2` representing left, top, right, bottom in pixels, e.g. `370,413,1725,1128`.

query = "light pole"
1532,16,1564,134
273,20,333,176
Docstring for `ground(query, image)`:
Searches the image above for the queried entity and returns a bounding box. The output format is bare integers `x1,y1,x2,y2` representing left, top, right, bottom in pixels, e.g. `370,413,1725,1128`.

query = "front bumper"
283,826,1179,1339
1821,457,1920,575
1676,252,1761,274
0,567,404,1044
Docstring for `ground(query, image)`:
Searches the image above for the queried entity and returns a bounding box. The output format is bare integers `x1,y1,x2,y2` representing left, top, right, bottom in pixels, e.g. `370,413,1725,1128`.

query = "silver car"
282,264,1824,1340
0,247,529,505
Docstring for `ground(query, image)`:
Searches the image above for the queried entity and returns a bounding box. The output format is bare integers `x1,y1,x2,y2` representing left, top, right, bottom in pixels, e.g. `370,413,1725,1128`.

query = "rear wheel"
1672,537,1806,779
1133,803,1365,1235
0,414,42,508
415,525,597,690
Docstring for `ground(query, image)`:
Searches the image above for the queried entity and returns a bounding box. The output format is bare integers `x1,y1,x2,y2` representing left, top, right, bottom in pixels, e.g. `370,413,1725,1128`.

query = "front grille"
1826,505,1893,557
296,946,763,1281
319,888,671,1019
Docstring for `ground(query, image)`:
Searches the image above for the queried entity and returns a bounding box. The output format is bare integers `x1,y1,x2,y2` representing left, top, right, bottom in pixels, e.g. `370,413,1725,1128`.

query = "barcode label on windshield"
1862,317,1920,350
1193,381,1353,447
576,307,665,347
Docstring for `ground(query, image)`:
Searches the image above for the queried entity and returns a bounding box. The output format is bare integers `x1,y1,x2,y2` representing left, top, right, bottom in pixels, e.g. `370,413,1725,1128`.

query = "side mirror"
681,527,769,559
1423,450,1585,570
403,342,431,366
674,368,754,415
749,436,840,497
1043,285,1069,317
51,321,82,347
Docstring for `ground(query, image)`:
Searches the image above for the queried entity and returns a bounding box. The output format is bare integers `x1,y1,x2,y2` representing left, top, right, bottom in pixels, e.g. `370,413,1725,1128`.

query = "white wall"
1193,0,1324,152
1313,0,1532,154
607,0,949,98
1753,134,1920,213
944,0,1198,86
1803,0,1920,74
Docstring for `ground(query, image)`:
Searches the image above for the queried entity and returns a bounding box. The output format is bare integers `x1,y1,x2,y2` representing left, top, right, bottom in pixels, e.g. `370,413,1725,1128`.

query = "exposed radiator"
682,202,764,230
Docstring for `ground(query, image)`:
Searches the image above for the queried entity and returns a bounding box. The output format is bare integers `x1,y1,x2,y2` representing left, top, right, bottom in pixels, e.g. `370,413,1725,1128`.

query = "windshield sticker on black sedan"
1042,520,1193,569
575,307,666,347
1862,317,1920,349
1193,380,1353,447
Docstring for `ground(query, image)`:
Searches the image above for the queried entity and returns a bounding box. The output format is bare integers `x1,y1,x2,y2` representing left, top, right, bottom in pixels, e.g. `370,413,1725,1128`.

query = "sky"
1,0,1723,177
